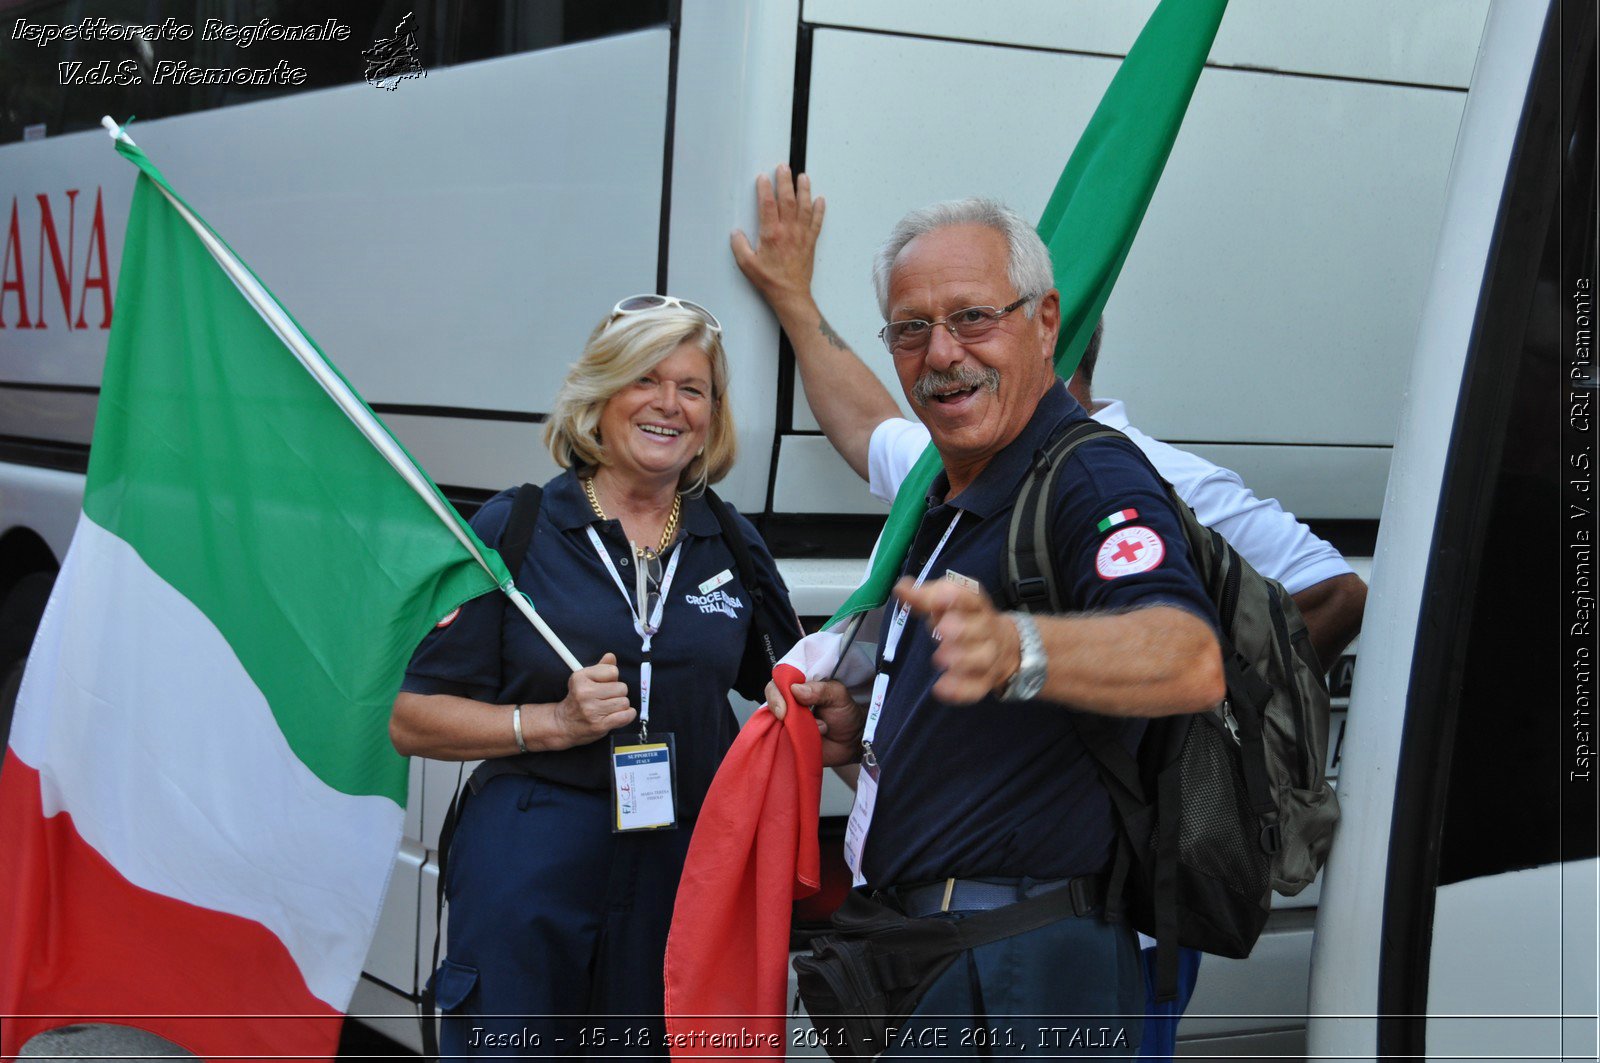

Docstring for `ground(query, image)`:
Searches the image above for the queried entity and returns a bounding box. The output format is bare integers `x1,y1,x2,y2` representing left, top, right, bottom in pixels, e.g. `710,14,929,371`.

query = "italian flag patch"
1097,508,1139,533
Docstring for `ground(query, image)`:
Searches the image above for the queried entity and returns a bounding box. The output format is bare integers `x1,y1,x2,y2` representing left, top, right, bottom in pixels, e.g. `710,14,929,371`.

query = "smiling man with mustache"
910,363,1001,408
781,198,1226,1057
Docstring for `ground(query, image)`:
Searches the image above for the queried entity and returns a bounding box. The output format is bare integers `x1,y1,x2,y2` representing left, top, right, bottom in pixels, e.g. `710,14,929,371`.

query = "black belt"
885,874,1106,919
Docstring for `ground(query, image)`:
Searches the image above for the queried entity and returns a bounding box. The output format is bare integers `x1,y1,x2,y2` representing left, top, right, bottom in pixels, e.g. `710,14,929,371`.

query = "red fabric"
663,663,821,1059
0,748,343,1063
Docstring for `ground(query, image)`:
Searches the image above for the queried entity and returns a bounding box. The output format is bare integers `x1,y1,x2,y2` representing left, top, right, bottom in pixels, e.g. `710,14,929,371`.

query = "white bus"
1,1,1591,1058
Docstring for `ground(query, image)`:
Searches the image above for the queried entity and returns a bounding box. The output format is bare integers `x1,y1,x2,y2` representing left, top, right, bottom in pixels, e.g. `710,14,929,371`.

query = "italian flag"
1098,508,1140,533
0,126,516,1061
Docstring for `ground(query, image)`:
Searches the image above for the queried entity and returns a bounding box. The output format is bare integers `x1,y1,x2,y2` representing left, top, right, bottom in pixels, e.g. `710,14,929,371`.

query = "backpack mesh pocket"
1126,714,1272,957
1176,715,1273,894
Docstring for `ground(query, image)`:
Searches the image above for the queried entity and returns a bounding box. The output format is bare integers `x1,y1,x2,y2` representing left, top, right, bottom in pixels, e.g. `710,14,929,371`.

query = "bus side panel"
803,0,1488,89
133,33,671,418
1424,860,1599,1059
660,0,801,513
789,27,1467,521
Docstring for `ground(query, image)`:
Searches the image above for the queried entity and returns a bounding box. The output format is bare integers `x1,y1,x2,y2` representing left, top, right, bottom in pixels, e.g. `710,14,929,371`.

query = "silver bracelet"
512,703,528,754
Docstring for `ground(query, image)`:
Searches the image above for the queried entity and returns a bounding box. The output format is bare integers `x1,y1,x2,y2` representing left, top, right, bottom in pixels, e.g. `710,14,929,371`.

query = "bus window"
0,0,670,145
1435,15,1597,887
440,1,669,67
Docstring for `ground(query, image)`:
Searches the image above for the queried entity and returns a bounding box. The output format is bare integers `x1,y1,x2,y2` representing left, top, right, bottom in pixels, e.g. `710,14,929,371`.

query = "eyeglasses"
610,294,722,334
877,295,1034,355
635,548,666,632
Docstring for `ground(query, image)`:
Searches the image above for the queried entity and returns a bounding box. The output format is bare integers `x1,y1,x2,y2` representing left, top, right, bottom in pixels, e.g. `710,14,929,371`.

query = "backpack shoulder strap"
497,482,543,584
1002,419,1190,998
701,487,762,606
702,487,795,670
1004,419,1125,612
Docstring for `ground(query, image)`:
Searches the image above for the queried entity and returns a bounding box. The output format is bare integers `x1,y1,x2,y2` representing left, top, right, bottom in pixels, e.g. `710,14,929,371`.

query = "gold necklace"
584,477,681,557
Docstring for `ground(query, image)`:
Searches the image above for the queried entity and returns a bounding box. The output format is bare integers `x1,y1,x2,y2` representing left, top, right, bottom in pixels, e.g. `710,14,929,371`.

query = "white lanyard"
843,508,964,887
586,525,683,734
861,510,963,758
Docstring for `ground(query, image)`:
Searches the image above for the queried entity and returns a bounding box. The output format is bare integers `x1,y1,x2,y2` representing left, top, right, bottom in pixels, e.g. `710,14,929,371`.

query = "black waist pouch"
793,931,943,1061
793,886,1095,1062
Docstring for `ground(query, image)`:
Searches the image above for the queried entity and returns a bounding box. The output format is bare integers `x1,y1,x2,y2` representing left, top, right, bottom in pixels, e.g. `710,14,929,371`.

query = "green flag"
831,0,1229,624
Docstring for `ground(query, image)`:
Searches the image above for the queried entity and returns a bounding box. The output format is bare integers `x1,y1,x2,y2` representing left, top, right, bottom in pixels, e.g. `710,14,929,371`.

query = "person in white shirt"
731,166,1368,1057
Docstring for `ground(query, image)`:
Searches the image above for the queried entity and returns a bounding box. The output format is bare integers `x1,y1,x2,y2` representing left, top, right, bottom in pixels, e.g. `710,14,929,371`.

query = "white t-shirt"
866,399,1353,595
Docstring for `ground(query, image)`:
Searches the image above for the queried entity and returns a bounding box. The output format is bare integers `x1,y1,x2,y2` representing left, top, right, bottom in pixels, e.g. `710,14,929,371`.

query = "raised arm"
731,165,900,480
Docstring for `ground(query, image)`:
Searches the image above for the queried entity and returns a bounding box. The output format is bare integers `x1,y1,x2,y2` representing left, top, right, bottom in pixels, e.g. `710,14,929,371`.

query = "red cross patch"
1095,526,1165,580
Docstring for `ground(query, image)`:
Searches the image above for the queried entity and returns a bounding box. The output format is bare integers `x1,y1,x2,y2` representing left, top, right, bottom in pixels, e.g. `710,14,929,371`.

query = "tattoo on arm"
818,316,850,351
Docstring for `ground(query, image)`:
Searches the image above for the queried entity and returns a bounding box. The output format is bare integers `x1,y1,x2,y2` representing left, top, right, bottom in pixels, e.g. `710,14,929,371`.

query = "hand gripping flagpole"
101,117,584,672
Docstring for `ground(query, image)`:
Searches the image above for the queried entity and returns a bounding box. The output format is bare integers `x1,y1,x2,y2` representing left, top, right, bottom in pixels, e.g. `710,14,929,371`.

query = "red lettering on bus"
0,188,114,331
74,189,112,330
1,197,30,328
35,190,79,330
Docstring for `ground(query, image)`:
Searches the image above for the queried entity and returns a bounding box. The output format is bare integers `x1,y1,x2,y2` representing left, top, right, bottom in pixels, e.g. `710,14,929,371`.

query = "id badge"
610,732,678,833
841,754,880,887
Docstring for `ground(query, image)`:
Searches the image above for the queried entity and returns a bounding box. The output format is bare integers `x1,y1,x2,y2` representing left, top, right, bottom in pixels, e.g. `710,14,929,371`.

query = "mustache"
912,364,1000,406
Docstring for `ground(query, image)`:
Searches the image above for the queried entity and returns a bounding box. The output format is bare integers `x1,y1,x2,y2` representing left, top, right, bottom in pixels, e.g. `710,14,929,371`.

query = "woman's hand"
552,652,637,748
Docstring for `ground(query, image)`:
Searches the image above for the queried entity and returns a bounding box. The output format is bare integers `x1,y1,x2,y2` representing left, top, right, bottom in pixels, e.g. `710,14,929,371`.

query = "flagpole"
101,117,584,673
826,612,865,679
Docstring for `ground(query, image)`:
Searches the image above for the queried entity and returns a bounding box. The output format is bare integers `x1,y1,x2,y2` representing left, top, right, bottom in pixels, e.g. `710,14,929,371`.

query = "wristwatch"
999,611,1047,701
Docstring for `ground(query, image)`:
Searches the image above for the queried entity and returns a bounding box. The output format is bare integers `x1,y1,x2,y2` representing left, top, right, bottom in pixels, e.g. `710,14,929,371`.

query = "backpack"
1000,419,1340,1000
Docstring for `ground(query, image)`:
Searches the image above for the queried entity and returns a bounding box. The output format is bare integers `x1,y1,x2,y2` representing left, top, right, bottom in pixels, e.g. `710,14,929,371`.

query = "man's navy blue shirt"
863,383,1218,888
402,468,793,818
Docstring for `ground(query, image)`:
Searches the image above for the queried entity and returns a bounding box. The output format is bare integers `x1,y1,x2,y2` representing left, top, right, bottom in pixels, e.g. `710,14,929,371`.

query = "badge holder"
841,742,881,886
610,730,678,833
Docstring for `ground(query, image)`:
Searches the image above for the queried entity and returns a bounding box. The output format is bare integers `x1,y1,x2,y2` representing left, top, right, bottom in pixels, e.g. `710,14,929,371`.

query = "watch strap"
1001,611,1047,701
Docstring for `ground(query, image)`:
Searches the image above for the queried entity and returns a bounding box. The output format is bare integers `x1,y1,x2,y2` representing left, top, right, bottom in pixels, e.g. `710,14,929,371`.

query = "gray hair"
872,197,1054,319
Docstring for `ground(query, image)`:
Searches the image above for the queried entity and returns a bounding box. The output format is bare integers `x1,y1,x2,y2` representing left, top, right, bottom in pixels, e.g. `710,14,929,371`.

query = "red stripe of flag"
0,748,344,1063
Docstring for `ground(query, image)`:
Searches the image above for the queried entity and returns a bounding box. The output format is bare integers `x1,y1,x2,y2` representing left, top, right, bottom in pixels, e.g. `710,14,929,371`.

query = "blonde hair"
545,304,736,493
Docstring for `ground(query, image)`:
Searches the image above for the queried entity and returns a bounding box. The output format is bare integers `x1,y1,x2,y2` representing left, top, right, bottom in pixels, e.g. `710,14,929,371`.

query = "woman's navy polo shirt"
401,468,794,818
862,383,1219,889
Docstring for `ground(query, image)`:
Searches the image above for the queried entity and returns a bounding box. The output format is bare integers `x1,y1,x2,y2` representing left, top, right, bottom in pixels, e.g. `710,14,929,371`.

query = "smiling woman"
388,297,800,1059
549,301,738,504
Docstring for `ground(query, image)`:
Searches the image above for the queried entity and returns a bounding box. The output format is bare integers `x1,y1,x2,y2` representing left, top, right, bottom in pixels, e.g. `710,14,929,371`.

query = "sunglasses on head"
610,294,722,334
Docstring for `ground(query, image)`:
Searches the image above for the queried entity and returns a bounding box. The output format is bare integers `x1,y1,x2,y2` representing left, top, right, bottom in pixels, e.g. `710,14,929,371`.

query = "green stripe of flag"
1097,509,1139,533
85,142,508,804
830,0,1229,625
